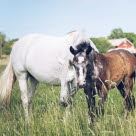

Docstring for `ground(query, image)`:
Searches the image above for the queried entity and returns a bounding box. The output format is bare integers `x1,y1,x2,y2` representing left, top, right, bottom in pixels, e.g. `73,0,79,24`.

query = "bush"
2,45,11,55
2,38,18,55
91,37,113,53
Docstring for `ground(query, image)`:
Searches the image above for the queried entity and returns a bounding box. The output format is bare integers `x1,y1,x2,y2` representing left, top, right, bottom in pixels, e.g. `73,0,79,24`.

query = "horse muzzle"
60,101,68,107
77,83,85,88
78,84,86,88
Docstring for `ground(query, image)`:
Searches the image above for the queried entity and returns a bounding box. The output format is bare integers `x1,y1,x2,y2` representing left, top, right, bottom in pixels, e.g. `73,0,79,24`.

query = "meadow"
0,64,136,136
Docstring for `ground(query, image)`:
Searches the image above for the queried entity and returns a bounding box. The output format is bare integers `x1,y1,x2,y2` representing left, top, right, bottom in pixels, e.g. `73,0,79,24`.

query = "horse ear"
86,46,92,55
70,46,76,55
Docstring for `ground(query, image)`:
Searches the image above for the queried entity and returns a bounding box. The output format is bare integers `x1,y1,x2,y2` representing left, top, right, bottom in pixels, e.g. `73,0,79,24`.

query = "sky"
0,0,136,40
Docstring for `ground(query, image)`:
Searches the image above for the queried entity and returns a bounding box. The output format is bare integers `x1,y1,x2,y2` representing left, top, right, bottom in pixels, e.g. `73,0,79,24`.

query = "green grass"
0,65,136,136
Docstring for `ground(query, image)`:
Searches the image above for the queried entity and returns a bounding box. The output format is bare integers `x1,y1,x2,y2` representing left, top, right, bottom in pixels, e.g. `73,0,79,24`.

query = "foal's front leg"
84,87,96,123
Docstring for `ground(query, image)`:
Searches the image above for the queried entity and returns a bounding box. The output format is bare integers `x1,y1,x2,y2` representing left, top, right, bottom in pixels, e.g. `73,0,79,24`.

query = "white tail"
0,59,16,106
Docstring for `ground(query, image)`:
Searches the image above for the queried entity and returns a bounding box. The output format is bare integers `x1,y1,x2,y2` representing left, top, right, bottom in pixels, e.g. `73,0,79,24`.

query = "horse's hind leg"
18,74,29,122
124,77,135,110
28,76,39,117
117,78,135,112
18,73,38,122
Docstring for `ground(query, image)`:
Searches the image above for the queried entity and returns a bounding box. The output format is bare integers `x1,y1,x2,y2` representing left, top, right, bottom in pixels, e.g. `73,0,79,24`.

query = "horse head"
70,45,93,88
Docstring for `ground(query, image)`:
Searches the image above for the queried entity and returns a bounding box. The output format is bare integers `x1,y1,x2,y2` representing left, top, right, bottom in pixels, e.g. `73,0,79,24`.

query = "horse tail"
0,58,16,106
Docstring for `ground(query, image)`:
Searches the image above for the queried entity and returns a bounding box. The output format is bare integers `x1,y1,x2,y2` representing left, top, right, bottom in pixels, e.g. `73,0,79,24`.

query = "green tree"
91,37,112,53
2,38,18,55
108,28,124,39
122,33,136,47
0,32,6,58
108,28,136,47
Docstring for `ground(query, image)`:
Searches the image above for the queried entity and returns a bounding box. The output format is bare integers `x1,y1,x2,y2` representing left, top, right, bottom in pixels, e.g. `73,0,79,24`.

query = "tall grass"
0,65,136,136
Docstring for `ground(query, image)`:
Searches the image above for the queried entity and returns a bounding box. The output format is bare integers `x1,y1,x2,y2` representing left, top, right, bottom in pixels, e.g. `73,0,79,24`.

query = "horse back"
102,49,136,86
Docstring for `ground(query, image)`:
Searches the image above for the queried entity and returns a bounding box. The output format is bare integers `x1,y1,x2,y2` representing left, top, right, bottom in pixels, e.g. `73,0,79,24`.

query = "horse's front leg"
84,87,96,123
97,85,107,116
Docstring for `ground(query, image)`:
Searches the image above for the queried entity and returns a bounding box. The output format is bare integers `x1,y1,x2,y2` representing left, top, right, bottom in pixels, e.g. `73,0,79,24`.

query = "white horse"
0,30,98,121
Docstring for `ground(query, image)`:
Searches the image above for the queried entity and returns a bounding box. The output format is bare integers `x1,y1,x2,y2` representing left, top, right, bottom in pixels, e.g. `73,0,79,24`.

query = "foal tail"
0,59,16,106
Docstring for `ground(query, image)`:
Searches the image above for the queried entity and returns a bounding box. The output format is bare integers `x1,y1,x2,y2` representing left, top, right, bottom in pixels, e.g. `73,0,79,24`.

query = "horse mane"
67,30,77,34
67,30,97,52
76,41,92,51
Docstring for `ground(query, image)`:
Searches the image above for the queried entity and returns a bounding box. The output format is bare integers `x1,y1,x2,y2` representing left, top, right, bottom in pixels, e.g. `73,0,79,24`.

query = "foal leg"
28,76,39,118
84,87,96,123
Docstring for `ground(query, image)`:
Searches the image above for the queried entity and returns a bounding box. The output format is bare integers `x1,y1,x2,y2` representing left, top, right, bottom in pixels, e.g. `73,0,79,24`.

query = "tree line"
0,32,18,57
91,28,136,53
0,28,136,57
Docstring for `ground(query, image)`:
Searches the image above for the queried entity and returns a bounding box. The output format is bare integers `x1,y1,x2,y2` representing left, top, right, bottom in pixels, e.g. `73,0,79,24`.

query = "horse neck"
65,30,87,48
87,50,105,79
90,50,105,64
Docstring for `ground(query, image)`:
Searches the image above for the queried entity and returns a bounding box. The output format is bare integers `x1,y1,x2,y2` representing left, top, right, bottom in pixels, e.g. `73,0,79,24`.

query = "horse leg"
117,78,135,117
97,85,107,116
84,87,96,123
28,76,39,118
18,77,29,122
124,78,135,110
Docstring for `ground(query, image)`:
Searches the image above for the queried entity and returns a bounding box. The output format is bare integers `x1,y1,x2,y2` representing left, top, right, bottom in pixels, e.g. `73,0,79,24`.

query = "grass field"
0,64,136,136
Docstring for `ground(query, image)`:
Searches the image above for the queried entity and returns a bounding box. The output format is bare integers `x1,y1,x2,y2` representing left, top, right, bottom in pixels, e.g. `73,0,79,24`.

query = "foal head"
70,45,93,88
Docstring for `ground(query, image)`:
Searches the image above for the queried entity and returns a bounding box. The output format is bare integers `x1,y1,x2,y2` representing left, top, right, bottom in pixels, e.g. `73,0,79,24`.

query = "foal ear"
70,46,76,55
86,46,92,55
